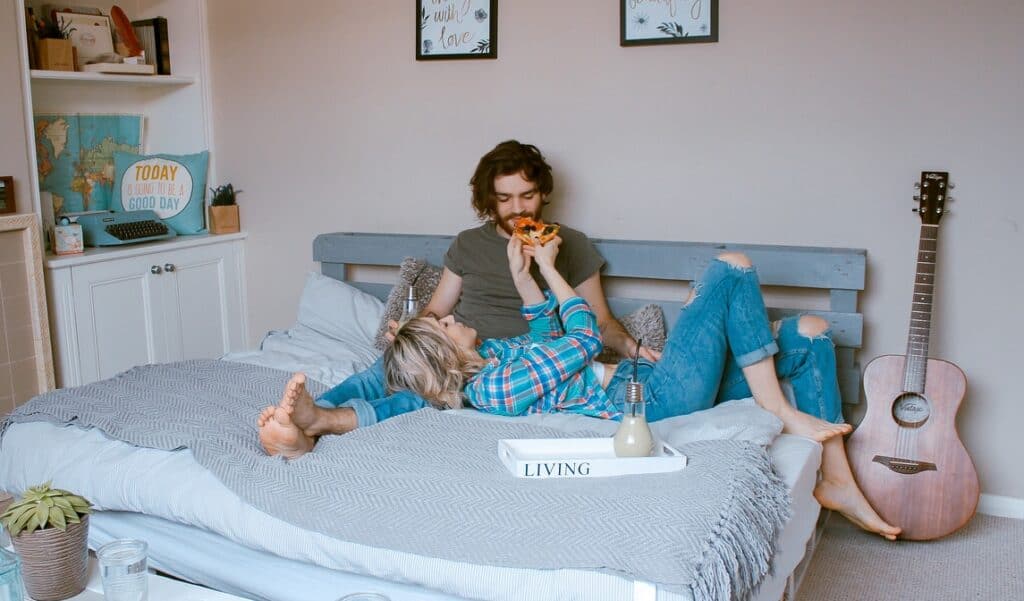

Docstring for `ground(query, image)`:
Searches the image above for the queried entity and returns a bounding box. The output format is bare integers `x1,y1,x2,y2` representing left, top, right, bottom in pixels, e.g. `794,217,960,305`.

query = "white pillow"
296,272,384,348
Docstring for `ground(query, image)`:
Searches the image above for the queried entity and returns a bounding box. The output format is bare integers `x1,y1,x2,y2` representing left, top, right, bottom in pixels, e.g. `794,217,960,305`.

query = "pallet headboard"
314,232,867,406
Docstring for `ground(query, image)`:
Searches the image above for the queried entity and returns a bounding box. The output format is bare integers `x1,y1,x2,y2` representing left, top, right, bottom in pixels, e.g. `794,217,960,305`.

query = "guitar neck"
904,223,939,392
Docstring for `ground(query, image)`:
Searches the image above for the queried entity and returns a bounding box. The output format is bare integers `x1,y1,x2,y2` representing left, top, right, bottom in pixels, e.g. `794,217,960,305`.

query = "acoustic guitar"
846,171,979,541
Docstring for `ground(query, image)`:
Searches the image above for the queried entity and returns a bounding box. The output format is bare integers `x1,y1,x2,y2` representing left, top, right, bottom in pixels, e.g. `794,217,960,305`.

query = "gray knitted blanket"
3,360,790,600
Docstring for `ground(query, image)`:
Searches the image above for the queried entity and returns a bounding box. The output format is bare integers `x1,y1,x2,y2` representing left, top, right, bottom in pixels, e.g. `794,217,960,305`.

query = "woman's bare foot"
778,405,851,442
278,373,321,436
257,404,315,458
815,479,902,540
256,373,320,458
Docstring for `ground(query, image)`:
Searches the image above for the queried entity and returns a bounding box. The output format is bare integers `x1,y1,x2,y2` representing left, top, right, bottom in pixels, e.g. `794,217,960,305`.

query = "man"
423,140,660,361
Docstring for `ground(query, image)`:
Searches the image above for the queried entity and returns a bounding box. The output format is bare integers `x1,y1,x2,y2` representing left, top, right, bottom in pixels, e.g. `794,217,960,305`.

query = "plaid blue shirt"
466,293,620,419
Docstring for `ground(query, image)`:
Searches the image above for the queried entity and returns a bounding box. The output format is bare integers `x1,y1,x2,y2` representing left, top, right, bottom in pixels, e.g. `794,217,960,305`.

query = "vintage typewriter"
77,210,178,247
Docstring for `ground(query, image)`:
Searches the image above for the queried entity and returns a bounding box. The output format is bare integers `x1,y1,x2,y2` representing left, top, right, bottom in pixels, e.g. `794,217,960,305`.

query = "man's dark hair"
469,140,553,220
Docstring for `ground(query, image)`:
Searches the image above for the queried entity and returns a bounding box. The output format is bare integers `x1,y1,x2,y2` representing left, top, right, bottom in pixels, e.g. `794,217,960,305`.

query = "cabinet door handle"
151,265,163,275
164,263,176,272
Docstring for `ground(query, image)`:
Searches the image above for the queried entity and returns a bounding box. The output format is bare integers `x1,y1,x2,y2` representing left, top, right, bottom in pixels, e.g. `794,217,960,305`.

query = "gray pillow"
373,257,443,350
597,303,667,363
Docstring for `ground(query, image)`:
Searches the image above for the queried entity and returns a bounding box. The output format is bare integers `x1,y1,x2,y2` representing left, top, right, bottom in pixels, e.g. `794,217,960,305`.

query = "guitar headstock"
914,171,953,225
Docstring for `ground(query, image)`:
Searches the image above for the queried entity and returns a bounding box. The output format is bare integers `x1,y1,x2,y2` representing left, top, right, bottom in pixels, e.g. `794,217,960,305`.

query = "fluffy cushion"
111,150,209,234
297,272,384,347
373,258,443,350
598,303,668,362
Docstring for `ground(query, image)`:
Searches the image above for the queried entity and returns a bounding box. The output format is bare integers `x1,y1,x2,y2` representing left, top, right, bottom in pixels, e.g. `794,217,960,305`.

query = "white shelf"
30,69,195,86
44,231,248,269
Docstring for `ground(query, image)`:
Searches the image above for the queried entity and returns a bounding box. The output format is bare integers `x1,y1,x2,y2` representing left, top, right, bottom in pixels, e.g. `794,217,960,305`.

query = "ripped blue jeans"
605,258,843,423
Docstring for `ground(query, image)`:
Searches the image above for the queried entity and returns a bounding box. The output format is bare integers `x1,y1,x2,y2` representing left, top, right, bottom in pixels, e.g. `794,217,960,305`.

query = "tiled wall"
0,230,41,416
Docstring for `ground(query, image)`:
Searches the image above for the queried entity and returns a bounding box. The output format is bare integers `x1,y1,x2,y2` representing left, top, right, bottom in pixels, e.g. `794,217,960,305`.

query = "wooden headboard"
314,232,867,407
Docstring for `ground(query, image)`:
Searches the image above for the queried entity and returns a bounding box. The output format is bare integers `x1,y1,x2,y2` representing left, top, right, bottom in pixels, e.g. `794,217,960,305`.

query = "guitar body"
848,355,979,540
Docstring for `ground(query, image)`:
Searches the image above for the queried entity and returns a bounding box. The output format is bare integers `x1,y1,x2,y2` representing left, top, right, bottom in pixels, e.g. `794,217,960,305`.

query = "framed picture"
55,11,115,64
0,176,14,214
621,0,718,46
417,0,497,60
0,213,56,410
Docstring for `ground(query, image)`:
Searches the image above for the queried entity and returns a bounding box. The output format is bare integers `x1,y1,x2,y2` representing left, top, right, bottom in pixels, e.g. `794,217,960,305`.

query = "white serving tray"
498,437,687,479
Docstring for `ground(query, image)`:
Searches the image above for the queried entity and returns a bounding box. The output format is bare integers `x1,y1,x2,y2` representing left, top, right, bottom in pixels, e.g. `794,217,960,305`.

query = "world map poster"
34,114,144,214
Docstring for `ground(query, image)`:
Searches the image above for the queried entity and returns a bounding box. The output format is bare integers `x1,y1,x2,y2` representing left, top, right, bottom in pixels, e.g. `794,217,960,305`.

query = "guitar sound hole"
892,392,931,428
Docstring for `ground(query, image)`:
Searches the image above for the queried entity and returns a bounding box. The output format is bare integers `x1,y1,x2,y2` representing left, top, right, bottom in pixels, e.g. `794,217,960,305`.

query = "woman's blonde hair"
383,317,484,410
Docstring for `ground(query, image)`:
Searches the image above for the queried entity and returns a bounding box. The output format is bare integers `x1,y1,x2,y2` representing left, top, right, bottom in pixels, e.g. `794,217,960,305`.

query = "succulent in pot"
1,482,92,601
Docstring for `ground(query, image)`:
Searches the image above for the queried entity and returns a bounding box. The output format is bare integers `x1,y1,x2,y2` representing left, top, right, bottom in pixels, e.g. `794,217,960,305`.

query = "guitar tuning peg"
948,182,956,190
947,195,955,202
912,208,919,213
938,208,950,215
913,195,921,201
914,182,921,189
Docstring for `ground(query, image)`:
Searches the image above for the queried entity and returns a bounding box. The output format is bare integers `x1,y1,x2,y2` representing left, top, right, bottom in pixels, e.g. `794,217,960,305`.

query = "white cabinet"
45,234,248,387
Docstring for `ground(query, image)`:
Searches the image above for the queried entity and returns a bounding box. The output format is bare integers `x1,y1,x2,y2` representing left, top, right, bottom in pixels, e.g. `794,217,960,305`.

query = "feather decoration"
110,5,143,57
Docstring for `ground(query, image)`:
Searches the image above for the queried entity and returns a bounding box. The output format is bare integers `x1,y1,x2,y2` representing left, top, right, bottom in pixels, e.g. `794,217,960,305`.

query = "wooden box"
208,205,240,234
36,39,75,72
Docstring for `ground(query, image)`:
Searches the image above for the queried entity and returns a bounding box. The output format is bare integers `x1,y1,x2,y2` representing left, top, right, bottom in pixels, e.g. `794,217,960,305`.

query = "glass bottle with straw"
397,285,418,328
613,339,654,457
397,267,427,329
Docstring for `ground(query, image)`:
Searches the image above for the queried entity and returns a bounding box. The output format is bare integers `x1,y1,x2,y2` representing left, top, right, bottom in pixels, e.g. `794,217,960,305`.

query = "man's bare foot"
815,479,902,540
257,404,315,458
778,406,851,442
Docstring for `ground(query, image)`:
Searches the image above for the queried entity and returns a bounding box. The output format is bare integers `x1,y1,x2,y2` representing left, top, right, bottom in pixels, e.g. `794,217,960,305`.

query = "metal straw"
632,338,642,382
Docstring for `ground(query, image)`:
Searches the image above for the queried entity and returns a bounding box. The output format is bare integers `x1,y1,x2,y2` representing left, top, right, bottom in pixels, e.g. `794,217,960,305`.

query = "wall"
208,1,1024,502
0,1,33,214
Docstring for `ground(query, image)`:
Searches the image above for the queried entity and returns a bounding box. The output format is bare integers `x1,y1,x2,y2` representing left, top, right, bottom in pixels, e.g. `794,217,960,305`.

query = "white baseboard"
978,493,1024,519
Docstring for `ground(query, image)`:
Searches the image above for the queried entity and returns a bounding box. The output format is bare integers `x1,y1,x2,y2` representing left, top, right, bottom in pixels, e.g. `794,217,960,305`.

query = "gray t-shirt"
444,222,606,339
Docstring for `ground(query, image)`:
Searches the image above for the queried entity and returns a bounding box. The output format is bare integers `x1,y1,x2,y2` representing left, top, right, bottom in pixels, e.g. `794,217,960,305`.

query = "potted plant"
0,483,92,601
34,16,76,72
208,183,241,234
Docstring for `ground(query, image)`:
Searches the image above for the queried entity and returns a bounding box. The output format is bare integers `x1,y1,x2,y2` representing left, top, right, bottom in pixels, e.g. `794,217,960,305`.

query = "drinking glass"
0,547,25,601
97,539,148,601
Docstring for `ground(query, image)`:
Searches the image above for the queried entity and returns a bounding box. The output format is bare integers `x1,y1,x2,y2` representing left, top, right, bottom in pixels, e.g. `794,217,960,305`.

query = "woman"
258,236,900,539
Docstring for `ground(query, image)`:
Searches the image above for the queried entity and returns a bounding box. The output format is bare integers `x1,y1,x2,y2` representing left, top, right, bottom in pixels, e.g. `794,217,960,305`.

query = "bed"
0,232,867,601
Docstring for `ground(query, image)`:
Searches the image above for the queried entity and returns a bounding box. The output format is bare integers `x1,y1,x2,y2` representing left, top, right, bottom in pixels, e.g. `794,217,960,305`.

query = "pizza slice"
513,217,561,246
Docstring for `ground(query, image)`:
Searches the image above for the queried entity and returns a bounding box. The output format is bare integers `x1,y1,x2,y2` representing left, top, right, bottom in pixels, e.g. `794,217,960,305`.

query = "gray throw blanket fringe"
3,360,791,600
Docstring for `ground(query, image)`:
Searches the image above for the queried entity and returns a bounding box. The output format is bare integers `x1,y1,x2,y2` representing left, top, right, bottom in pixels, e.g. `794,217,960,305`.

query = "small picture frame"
621,0,718,46
0,176,14,214
55,11,115,64
417,0,497,60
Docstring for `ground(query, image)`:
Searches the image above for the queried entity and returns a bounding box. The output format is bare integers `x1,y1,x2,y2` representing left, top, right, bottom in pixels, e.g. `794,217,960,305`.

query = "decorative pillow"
597,303,668,363
111,150,209,235
373,258,444,350
296,272,384,348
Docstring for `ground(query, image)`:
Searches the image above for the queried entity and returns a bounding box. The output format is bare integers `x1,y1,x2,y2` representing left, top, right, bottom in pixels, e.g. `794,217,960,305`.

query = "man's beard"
494,209,542,237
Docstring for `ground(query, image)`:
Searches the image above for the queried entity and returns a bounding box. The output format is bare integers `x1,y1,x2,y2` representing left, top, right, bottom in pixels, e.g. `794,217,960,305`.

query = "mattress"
0,419,820,601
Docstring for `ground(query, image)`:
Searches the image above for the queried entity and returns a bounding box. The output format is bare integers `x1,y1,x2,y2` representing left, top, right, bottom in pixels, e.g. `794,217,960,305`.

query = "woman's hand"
507,236,545,305
531,235,561,272
507,236,533,284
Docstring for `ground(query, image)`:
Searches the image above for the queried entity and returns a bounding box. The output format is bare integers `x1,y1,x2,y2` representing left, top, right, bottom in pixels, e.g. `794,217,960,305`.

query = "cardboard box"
36,38,75,71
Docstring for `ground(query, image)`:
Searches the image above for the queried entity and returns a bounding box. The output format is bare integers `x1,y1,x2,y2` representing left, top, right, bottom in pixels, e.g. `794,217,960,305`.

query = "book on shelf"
80,62,155,75
131,17,170,75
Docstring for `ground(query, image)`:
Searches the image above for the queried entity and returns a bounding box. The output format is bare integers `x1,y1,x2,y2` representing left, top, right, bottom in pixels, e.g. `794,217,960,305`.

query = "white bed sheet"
0,419,820,601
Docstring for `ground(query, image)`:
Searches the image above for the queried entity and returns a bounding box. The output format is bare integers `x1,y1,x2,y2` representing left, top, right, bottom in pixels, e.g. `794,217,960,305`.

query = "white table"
39,556,250,601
